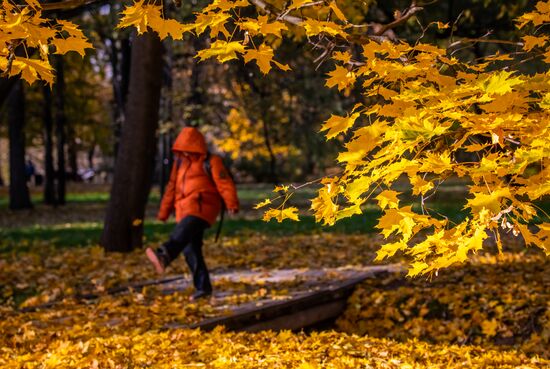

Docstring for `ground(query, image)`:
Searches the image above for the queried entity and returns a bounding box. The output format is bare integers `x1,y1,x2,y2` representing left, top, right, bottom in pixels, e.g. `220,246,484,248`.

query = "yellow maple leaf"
57,19,87,40
419,152,453,174
466,188,511,214
375,241,406,261
320,112,360,140
257,15,288,38
149,17,190,40
409,176,434,196
204,0,249,12
325,65,356,91
254,199,272,209
376,206,417,241
243,44,289,74
332,51,352,64
117,1,151,34
117,1,190,40
479,70,524,96
5,57,55,85
302,19,345,37
273,185,289,193
335,202,363,221
407,261,429,277
53,36,93,57
288,0,313,11
196,40,245,63
375,190,401,210
522,35,549,52
193,12,231,36
328,2,347,22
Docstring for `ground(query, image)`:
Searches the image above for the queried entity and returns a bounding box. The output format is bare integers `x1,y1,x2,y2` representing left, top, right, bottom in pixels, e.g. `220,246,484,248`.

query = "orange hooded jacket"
158,127,239,226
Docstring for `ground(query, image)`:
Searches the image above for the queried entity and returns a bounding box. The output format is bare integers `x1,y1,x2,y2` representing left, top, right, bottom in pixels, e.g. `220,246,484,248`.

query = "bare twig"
249,0,303,25
374,1,424,36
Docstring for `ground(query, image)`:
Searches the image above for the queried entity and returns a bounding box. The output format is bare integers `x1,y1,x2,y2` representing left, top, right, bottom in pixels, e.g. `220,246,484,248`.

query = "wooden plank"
170,266,401,332
241,300,347,332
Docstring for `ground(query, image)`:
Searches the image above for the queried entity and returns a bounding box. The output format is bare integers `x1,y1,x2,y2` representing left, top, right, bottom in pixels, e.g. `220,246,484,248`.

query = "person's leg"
147,216,206,273
182,219,212,296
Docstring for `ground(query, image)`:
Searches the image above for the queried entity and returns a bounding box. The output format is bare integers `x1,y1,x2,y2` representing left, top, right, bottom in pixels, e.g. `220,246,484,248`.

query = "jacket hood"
172,127,208,154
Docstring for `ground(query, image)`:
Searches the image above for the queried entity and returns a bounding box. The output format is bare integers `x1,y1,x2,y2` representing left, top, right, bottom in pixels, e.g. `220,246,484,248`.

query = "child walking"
146,127,239,300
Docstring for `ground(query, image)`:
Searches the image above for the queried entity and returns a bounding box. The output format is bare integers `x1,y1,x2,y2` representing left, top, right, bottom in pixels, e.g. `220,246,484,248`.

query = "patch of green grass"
0,192,161,208
1,199,547,254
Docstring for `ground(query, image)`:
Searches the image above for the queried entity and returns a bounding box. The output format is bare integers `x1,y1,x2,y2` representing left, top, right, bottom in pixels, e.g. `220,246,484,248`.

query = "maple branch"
41,0,104,11
448,38,523,49
248,0,303,26
373,2,424,36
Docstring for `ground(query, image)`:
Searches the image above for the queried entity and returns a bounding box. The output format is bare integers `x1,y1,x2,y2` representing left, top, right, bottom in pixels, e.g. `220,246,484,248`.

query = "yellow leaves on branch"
263,207,300,222
0,56,54,85
2,0,549,276
304,0,550,275
117,0,191,39
0,1,91,85
239,15,288,38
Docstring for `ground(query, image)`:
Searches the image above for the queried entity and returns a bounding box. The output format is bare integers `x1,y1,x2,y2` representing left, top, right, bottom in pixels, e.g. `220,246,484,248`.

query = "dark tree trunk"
0,77,16,108
159,40,174,198
43,86,56,205
101,31,164,252
55,56,66,205
8,80,32,210
111,36,132,159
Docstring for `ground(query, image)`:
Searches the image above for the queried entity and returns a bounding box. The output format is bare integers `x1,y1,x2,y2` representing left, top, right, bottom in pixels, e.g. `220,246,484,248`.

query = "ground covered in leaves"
1,186,549,368
1,231,549,367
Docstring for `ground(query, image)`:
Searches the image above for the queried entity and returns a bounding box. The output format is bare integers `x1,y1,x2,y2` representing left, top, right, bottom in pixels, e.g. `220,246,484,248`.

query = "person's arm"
158,161,178,221
210,155,239,212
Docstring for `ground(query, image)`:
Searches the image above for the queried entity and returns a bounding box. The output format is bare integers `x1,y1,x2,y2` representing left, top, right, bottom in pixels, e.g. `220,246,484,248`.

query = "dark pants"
160,216,212,293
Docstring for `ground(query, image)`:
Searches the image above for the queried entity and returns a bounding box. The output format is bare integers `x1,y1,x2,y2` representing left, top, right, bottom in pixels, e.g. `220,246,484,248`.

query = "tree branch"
41,0,104,11
248,0,303,26
374,2,424,36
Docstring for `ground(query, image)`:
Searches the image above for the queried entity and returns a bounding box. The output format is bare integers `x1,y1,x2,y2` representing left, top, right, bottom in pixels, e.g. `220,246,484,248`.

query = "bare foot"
145,248,165,274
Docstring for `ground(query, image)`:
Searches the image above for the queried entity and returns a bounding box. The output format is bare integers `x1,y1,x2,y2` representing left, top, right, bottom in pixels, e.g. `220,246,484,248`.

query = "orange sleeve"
158,161,178,220
210,155,239,211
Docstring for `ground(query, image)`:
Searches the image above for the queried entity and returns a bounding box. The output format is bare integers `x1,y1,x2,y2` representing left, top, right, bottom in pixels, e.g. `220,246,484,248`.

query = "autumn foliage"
1,0,549,278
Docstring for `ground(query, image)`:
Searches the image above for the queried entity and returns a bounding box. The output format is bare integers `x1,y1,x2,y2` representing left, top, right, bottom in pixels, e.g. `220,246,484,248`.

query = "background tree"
100,30,164,252
8,80,32,210
42,86,56,205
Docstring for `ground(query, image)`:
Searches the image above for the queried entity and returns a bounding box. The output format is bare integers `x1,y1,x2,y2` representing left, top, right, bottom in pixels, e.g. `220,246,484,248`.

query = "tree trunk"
111,36,132,159
8,80,32,210
159,40,174,198
43,86,57,205
55,56,67,205
0,77,16,108
101,31,164,252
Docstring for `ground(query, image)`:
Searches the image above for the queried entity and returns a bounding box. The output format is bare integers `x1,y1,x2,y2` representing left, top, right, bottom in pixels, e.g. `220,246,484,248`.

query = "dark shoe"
146,247,167,274
189,290,212,301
